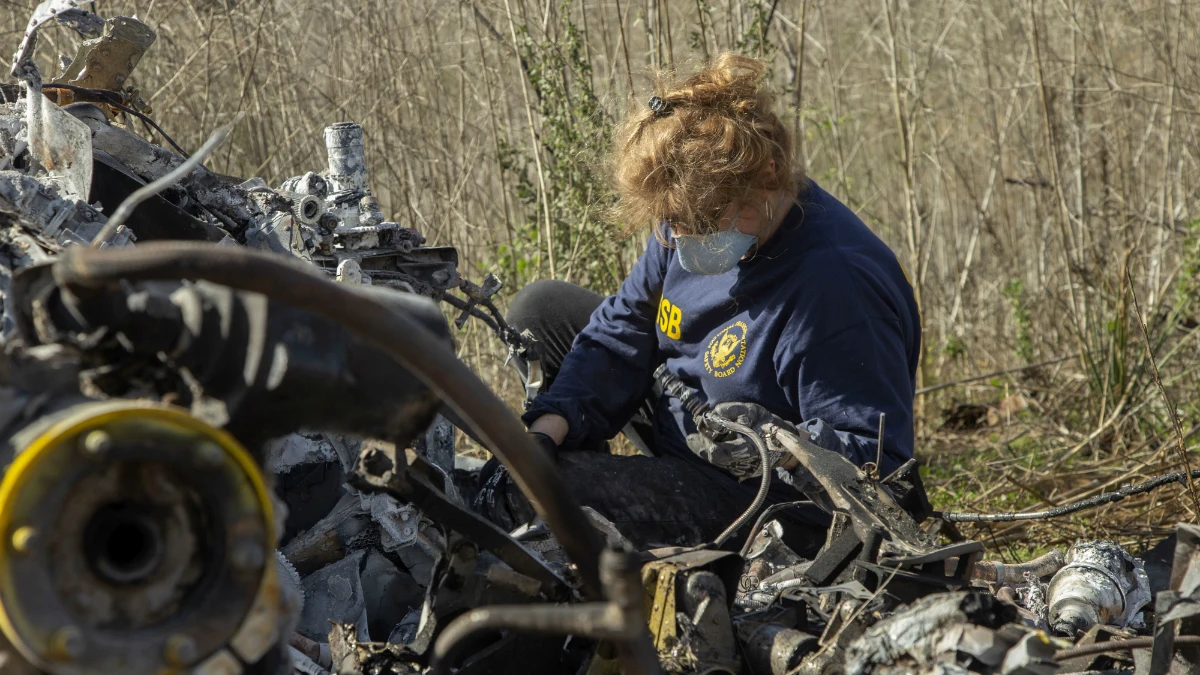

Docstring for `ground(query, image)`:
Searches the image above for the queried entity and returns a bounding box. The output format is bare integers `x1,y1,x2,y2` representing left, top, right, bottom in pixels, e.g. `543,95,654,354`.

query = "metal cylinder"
1047,541,1148,639
324,123,369,193
0,401,280,674
736,622,818,675
282,192,322,227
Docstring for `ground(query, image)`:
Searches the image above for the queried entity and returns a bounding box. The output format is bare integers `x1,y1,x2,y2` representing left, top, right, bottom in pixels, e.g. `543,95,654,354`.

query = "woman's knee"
506,279,601,334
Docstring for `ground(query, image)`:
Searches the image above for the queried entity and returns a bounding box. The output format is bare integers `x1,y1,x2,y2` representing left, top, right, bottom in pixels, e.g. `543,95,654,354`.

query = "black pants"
477,280,826,554
506,280,657,455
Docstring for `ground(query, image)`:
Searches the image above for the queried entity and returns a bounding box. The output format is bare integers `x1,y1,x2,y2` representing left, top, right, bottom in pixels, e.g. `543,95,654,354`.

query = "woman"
481,52,921,551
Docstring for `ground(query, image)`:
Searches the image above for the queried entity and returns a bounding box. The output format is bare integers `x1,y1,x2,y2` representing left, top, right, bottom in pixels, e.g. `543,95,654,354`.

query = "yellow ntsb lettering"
657,297,683,340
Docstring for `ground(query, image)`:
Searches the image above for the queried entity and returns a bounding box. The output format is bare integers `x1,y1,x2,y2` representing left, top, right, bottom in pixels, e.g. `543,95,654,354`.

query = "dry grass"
4,0,1200,557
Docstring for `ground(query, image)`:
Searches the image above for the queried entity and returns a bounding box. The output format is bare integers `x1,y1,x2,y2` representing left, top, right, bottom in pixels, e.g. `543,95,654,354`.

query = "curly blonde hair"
611,52,799,237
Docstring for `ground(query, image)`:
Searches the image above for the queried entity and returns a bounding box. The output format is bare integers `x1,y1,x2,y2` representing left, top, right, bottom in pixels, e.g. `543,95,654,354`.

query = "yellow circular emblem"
704,321,748,378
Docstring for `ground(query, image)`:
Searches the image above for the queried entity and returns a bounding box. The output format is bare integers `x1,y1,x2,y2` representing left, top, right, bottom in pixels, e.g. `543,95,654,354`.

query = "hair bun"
673,52,768,114
611,51,798,237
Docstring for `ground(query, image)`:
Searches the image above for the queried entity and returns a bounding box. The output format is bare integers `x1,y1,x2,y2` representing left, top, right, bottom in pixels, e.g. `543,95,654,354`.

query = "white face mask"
669,194,790,275
671,210,758,275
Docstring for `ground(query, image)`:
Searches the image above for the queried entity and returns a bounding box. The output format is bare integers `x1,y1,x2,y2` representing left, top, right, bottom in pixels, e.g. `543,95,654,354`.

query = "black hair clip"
648,96,671,118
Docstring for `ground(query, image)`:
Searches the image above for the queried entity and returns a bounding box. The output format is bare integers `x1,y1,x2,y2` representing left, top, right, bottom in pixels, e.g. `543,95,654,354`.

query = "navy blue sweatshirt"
524,180,921,481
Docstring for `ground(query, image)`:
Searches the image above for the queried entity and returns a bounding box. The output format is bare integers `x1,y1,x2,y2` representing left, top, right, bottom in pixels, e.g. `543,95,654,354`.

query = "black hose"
738,501,814,558
704,413,773,548
652,366,772,549
441,293,501,334
41,84,190,156
939,469,1200,523
654,363,710,418
52,242,607,598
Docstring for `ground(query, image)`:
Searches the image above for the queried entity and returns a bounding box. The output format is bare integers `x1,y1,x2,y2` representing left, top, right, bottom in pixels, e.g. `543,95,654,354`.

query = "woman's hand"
528,413,569,446
686,402,792,477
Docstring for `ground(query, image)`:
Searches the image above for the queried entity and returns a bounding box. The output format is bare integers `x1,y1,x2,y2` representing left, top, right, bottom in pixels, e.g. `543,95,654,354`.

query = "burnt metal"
1046,541,1151,639
844,591,1018,675
11,1,100,79
736,622,818,675
879,458,934,522
89,150,230,242
328,622,418,674
974,549,1066,585
444,277,544,407
803,528,863,587
51,16,156,106
349,444,567,599
430,549,662,675
1150,523,1200,673
453,273,503,330
765,421,935,557
1152,592,1181,675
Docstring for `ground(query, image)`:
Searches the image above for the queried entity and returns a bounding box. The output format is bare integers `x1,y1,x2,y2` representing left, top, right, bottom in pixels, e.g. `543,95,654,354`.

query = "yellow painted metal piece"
0,401,274,672
641,562,678,651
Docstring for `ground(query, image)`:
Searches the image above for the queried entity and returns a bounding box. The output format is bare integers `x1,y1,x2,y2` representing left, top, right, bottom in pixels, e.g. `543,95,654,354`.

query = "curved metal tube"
431,550,660,675
703,413,772,548
973,549,1065,585
432,604,620,670
738,500,814,558
52,242,607,597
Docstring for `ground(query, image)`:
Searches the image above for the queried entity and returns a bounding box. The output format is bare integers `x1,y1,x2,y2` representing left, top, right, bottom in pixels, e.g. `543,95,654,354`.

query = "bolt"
49,626,84,661
80,430,111,459
11,526,36,553
231,540,265,572
196,441,225,468
164,634,197,666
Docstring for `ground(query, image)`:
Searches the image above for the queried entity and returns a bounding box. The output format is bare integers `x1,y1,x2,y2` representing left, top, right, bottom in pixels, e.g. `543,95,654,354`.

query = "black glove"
686,402,792,478
472,432,558,532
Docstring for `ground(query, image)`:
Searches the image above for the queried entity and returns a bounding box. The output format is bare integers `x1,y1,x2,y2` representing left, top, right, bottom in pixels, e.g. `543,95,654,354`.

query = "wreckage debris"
1,2,1199,675
1046,542,1151,640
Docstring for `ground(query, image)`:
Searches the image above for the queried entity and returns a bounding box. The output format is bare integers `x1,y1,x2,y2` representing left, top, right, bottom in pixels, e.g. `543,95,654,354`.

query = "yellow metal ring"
0,401,274,670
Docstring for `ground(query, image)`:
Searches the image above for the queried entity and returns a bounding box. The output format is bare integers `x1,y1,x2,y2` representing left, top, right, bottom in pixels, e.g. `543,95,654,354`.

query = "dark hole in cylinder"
302,199,320,220
84,503,165,585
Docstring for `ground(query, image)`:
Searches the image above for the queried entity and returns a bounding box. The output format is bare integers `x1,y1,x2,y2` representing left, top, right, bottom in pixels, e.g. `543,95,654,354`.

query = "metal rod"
875,412,886,473
972,549,1065,585
1053,635,1200,662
